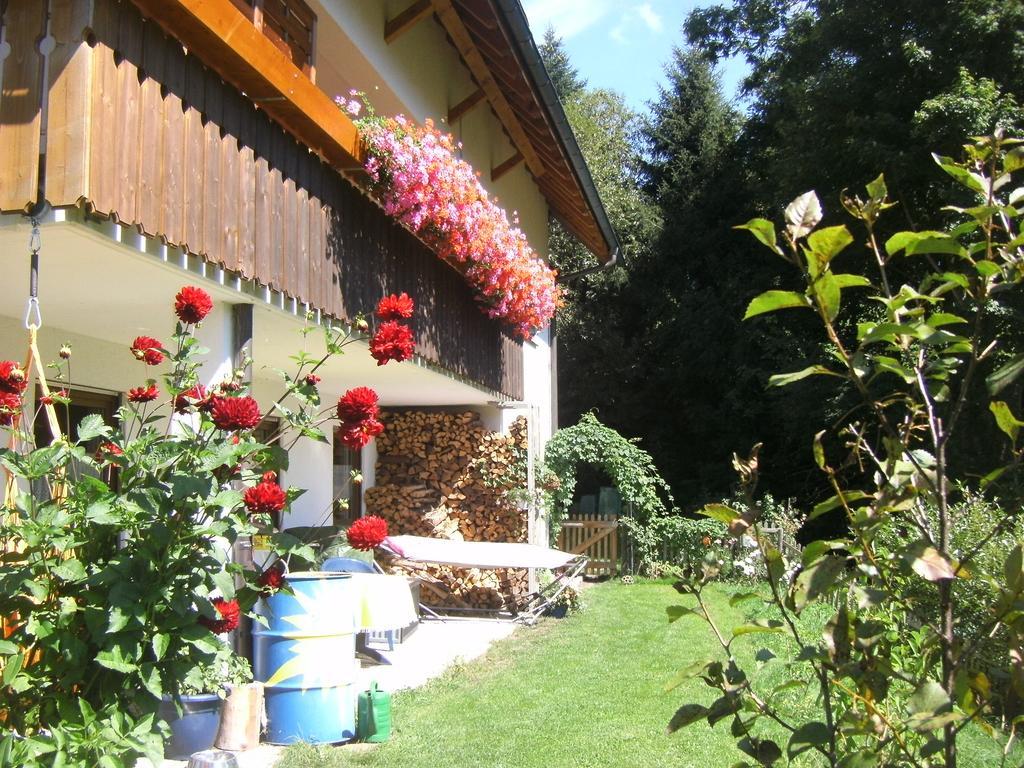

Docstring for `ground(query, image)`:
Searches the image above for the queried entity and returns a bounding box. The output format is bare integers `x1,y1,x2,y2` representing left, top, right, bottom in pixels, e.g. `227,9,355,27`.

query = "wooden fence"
557,514,619,577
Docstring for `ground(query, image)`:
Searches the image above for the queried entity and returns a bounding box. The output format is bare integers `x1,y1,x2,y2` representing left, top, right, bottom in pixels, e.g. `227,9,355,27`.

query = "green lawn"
276,581,1018,768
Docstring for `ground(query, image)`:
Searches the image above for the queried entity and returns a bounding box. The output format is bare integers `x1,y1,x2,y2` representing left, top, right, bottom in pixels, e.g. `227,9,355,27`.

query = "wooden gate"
558,515,618,577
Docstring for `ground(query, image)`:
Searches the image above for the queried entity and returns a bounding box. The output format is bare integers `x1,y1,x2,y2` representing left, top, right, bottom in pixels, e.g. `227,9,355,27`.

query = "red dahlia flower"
127,384,159,403
304,374,321,386
174,384,211,414
346,515,389,551
198,597,240,634
369,321,414,366
336,387,379,423
130,336,164,366
210,395,262,431
243,479,287,515
376,292,415,321
0,391,21,426
339,418,384,450
256,562,286,593
96,441,123,460
174,285,214,325
0,361,27,394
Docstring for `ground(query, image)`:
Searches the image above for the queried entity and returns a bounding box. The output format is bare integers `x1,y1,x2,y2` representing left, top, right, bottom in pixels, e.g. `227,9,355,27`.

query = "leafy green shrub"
0,288,387,766
666,134,1024,766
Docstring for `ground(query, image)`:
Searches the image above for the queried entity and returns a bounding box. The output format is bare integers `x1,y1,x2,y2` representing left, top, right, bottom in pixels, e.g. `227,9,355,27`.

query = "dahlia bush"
341,95,562,340
0,286,411,766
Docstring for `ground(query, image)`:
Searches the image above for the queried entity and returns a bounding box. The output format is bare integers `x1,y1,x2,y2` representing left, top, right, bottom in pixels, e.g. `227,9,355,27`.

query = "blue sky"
522,0,747,115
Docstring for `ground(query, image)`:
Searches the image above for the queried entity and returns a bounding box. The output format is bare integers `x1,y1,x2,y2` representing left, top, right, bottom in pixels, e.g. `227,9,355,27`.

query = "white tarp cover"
383,535,578,570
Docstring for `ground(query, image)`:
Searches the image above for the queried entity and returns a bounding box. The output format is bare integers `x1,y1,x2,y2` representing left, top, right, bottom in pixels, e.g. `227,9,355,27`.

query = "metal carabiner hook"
24,297,42,330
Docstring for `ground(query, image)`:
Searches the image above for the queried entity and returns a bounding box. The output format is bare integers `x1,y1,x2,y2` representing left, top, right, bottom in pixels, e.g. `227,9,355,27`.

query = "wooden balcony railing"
229,0,317,79
0,0,523,400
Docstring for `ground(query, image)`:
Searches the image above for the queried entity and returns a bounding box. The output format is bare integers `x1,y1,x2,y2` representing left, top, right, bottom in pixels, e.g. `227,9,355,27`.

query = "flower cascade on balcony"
341,96,561,340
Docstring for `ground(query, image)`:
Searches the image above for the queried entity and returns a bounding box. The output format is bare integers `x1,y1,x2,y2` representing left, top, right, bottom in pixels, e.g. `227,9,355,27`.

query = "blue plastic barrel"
253,572,357,744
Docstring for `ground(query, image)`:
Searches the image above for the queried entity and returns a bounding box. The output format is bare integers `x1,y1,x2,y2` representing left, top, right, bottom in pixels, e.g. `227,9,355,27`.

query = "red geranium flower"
0,361,27,394
256,562,286,593
243,479,287,515
174,285,214,325
339,418,384,450
210,395,262,431
174,384,211,414
130,336,164,366
127,384,159,403
198,597,240,635
346,515,389,551
95,441,123,460
0,391,21,426
369,322,414,366
336,387,379,423
376,293,415,321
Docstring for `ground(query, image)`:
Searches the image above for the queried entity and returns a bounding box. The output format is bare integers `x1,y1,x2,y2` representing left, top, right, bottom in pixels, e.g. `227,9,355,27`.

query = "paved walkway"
143,617,518,768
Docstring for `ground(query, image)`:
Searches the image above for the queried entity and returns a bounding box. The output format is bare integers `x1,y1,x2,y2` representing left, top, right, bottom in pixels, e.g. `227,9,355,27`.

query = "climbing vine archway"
543,413,675,565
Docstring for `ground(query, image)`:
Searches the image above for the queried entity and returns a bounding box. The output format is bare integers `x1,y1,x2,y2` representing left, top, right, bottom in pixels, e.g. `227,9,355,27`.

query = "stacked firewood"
364,410,530,608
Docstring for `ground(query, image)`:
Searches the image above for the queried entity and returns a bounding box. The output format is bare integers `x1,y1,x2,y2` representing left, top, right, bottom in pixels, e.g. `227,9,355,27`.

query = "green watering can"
357,682,392,743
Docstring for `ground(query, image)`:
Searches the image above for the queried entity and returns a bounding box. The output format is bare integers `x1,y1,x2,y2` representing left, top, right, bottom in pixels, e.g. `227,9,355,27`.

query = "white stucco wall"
310,0,550,259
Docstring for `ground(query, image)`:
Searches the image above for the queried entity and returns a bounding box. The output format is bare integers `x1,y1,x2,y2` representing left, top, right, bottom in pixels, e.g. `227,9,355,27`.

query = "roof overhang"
430,0,621,262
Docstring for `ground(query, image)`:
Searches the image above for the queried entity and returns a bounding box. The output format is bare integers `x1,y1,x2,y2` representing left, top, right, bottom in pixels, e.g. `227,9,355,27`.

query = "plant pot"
546,604,568,619
159,692,223,759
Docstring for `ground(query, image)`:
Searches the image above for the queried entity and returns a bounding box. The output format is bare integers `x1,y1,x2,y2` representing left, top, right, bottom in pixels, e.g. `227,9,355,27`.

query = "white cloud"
636,3,663,33
523,0,613,40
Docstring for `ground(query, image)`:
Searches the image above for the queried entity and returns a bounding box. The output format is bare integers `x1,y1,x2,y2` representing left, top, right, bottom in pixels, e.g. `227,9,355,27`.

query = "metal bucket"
253,572,358,744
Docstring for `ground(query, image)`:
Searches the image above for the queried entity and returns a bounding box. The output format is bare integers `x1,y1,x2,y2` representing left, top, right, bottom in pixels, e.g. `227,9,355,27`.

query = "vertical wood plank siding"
0,0,523,399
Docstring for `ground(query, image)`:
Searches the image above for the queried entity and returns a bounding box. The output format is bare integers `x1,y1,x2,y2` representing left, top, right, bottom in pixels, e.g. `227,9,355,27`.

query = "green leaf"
832,274,871,289
95,648,138,674
743,290,808,320
990,401,1024,442
865,173,887,201
151,633,170,661
86,501,118,525
666,704,709,734
1003,544,1023,592
211,569,236,601
808,491,870,521
76,413,111,442
837,751,878,768
768,366,841,388
728,591,762,607
0,640,18,655
1,653,22,686
698,504,740,524
806,225,853,263
732,620,785,638
785,191,822,240
904,543,955,582
907,680,959,732
987,354,1024,396
664,658,716,692
812,271,841,322
52,558,87,582
788,722,830,759
734,218,783,255
812,431,826,471
933,154,986,194
791,555,845,612
666,605,699,623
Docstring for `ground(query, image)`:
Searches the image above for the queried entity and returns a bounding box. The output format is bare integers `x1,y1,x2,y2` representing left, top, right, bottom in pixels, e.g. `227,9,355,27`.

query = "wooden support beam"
429,0,545,178
490,151,522,182
447,87,485,124
384,0,433,44
128,0,363,170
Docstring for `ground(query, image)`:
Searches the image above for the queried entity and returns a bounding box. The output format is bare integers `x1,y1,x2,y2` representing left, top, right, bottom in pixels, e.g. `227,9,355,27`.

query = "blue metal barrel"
253,572,358,744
